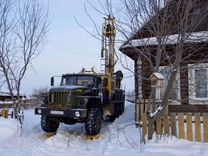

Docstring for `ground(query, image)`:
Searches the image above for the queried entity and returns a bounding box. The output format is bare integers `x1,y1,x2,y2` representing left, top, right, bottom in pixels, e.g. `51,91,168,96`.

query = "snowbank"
0,118,19,143
0,103,208,156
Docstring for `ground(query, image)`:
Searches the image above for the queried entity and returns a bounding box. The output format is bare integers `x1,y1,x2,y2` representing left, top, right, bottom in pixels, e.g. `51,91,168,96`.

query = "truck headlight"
37,109,41,114
75,111,80,117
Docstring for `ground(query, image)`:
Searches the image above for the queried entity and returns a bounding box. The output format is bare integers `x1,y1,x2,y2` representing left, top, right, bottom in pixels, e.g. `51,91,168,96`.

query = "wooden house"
119,0,208,122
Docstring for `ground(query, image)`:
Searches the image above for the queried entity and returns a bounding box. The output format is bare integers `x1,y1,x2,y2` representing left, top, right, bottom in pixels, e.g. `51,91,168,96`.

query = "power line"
48,39,99,55
46,40,134,75
48,43,99,59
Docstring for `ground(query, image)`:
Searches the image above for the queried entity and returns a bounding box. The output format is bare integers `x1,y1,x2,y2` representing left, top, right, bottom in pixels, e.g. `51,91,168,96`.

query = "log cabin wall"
135,58,144,122
141,60,152,100
180,63,189,105
134,59,138,101
134,58,139,122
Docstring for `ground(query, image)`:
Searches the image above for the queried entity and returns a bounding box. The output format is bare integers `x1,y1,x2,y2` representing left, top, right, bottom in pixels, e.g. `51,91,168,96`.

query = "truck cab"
35,71,125,136
35,15,125,136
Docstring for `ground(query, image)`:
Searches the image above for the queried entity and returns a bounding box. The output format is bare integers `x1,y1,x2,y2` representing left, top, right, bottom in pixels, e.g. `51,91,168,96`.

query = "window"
96,77,102,89
61,75,95,87
188,63,208,101
160,66,180,101
195,69,207,98
61,76,76,85
77,76,94,86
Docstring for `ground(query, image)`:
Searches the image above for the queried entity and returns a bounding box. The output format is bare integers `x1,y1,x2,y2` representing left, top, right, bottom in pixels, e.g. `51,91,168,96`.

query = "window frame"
158,66,181,101
188,63,208,101
195,69,207,98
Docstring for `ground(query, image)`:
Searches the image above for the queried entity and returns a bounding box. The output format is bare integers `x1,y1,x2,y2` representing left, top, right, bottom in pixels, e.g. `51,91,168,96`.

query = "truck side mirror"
51,77,54,86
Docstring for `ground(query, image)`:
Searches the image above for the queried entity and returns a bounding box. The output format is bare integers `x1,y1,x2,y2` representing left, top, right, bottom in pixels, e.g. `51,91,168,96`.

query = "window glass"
77,76,94,86
61,76,76,85
61,75,95,87
160,66,179,100
97,77,102,89
195,69,207,98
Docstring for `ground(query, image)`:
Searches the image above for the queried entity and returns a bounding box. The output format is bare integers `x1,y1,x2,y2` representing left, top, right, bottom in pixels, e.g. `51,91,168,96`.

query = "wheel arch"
87,98,102,109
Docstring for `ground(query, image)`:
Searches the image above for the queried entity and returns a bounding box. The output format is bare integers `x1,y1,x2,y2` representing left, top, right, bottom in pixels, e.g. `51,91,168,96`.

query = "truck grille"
49,91,71,104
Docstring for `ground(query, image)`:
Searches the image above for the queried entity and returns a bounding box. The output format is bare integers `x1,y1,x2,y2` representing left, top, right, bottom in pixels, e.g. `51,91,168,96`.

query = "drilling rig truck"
35,16,125,135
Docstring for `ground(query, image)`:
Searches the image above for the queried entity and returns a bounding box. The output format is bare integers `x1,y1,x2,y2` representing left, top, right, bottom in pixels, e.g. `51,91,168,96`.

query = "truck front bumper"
35,107,87,118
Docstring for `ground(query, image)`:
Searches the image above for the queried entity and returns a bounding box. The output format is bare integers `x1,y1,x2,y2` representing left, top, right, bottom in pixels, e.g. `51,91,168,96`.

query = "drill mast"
101,15,116,95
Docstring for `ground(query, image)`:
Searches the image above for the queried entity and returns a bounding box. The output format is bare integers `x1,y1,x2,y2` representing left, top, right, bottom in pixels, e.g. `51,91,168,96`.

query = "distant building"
0,92,26,109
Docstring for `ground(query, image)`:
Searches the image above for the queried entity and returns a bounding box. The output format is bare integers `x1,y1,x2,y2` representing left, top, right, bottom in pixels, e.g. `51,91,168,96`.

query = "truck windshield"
61,75,95,87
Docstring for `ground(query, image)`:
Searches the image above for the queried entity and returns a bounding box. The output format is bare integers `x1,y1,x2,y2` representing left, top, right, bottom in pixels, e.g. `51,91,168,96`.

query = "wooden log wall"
141,61,151,99
180,63,189,105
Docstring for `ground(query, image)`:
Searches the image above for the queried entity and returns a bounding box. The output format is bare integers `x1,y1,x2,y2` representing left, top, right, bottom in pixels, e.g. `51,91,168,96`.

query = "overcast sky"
20,0,134,95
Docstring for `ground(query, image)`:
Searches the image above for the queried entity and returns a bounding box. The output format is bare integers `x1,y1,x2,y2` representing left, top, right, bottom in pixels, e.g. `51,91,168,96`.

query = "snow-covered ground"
0,102,208,156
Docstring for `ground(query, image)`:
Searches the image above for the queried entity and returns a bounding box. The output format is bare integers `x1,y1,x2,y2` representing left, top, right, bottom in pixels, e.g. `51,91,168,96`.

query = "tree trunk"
147,69,178,139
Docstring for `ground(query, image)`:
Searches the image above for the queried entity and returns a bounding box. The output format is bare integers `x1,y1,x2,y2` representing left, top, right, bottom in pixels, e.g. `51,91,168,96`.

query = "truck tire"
85,108,102,135
121,102,125,114
109,115,116,122
41,116,59,133
118,102,125,115
109,104,120,122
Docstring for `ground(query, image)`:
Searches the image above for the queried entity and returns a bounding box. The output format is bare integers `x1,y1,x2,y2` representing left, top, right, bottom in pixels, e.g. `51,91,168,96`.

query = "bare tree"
112,0,208,140
30,87,48,107
85,0,208,140
0,0,48,119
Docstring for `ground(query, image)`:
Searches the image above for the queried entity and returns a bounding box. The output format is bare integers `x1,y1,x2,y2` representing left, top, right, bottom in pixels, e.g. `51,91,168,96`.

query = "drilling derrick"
101,15,116,97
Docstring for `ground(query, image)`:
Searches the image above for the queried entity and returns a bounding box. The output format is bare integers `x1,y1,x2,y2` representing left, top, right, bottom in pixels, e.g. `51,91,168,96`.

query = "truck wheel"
118,103,125,115
109,104,119,122
41,116,59,133
121,102,125,114
109,115,116,122
85,108,102,135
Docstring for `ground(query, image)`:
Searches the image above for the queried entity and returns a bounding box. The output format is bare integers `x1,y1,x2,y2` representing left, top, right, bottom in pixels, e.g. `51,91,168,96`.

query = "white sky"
21,0,134,95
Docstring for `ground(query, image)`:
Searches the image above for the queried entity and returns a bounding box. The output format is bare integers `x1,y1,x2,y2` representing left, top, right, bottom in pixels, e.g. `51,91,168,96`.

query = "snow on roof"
123,31,208,48
150,72,164,80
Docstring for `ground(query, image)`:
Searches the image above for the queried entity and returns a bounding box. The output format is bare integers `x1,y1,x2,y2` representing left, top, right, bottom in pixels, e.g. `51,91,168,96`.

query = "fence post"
156,117,162,135
195,113,201,142
142,113,147,143
187,113,193,141
1,109,8,118
179,113,185,139
203,113,208,143
164,114,169,135
170,113,176,136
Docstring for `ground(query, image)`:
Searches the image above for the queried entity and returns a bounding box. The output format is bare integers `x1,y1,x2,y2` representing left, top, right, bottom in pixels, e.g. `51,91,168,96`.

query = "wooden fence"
0,99,41,109
142,113,208,143
0,109,9,118
136,102,208,122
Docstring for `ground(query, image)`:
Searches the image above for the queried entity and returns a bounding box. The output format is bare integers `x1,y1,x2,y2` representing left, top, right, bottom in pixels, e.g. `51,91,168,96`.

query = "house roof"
120,0,175,48
120,0,208,60
123,31,208,48
150,72,164,80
